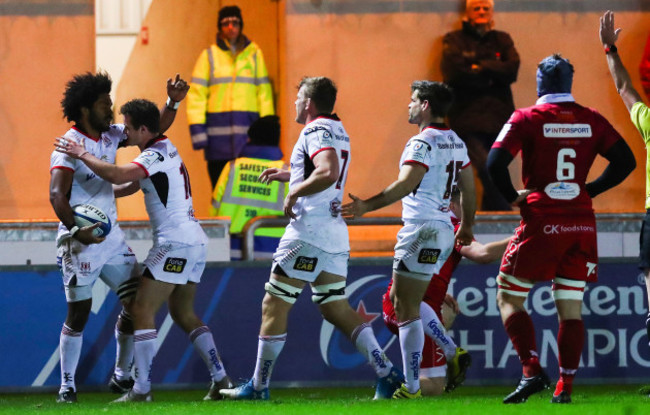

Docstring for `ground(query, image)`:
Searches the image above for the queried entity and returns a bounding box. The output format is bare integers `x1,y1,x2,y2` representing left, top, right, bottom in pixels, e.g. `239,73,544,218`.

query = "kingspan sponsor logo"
320,274,395,369
209,348,223,370
427,319,450,345
410,351,421,379
371,349,387,370
260,359,273,384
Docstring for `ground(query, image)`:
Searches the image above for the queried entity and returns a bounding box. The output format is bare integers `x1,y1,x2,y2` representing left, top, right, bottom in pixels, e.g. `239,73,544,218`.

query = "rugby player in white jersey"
49,73,187,403
55,96,232,402
342,81,477,399
218,76,404,400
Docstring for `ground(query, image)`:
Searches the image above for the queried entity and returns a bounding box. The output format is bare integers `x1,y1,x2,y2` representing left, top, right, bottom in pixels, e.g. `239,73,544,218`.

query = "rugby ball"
72,204,111,238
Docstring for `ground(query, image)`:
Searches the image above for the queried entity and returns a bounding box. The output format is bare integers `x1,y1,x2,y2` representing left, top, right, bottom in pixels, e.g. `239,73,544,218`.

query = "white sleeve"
402,138,432,169
132,150,164,177
50,150,76,171
304,126,335,158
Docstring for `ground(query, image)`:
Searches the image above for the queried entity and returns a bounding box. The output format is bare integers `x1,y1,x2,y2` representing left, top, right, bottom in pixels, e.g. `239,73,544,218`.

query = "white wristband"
166,97,179,110
69,225,80,237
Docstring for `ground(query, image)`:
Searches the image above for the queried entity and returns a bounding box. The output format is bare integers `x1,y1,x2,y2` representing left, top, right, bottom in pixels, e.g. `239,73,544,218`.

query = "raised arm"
160,74,190,134
600,10,643,111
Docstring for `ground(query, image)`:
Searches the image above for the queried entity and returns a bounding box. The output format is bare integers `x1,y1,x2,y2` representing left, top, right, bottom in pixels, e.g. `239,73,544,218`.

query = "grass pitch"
0,385,647,415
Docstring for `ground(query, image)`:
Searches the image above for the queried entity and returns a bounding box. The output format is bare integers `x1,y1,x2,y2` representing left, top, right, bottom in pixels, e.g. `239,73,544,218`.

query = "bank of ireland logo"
319,274,397,369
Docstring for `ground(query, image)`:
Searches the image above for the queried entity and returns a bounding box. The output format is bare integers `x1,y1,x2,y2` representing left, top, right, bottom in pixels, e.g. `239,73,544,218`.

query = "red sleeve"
491,110,525,157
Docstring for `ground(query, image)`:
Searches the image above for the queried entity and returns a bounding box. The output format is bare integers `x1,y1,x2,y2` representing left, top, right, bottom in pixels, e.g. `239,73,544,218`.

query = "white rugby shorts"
393,220,455,280
57,226,137,302
272,239,348,283
143,241,206,284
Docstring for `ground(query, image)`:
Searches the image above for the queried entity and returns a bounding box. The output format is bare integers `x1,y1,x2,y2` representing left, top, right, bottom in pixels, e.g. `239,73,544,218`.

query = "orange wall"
0,14,94,220
1,2,649,220
282,8,650,216
115,0,280,219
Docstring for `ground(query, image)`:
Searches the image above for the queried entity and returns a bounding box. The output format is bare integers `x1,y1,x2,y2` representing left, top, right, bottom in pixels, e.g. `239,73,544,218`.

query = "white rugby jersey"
400,124,470,222
282,114,350,253
132,137,207,245
50,125,125,240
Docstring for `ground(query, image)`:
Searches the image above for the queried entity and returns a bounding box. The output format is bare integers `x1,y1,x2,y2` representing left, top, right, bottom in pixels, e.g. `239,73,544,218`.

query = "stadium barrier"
1,214,648,390
0,219,230,266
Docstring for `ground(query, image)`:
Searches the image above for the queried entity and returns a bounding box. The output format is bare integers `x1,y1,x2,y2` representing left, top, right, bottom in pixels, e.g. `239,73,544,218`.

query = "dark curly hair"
61,72,112,123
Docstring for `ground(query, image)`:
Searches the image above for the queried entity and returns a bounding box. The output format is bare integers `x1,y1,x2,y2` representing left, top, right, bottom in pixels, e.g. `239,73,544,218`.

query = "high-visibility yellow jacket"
187,35,274,161
210,156,287,236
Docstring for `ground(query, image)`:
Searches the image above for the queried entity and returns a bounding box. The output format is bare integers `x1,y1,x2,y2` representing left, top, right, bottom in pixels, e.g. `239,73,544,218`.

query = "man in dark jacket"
441,0,520,211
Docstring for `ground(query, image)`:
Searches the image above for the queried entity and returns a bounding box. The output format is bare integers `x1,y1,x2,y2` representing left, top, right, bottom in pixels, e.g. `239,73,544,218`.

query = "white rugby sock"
398,318,424,393
59,324,82,392
252,333,286,391
114,327,134,380
351,323,392,378
420,302,457,360
190,326,227,382
133,329,157,394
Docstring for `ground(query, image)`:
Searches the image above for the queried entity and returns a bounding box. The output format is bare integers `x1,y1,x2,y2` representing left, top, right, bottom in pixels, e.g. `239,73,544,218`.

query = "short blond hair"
466,0,494,10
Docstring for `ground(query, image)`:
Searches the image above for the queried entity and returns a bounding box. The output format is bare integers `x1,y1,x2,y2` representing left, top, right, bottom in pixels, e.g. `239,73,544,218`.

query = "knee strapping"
265,279,302,304
117,277,139,302
497,272,533,299
118,309,132,323
552,277,586,301
311,281,346,304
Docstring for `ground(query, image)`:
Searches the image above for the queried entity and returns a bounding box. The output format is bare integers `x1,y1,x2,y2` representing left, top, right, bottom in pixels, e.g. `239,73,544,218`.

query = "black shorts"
639,210,650,269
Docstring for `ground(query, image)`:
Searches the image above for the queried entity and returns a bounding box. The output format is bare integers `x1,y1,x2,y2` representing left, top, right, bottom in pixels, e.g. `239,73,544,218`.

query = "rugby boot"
374,366,405,399
219,379,269,400
56,387,77,403
551,390,572,403
445,347,471,392
203,375,234,401
111,389,153,403
503,371,551,403
392,383,422,399
108,373,135,394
